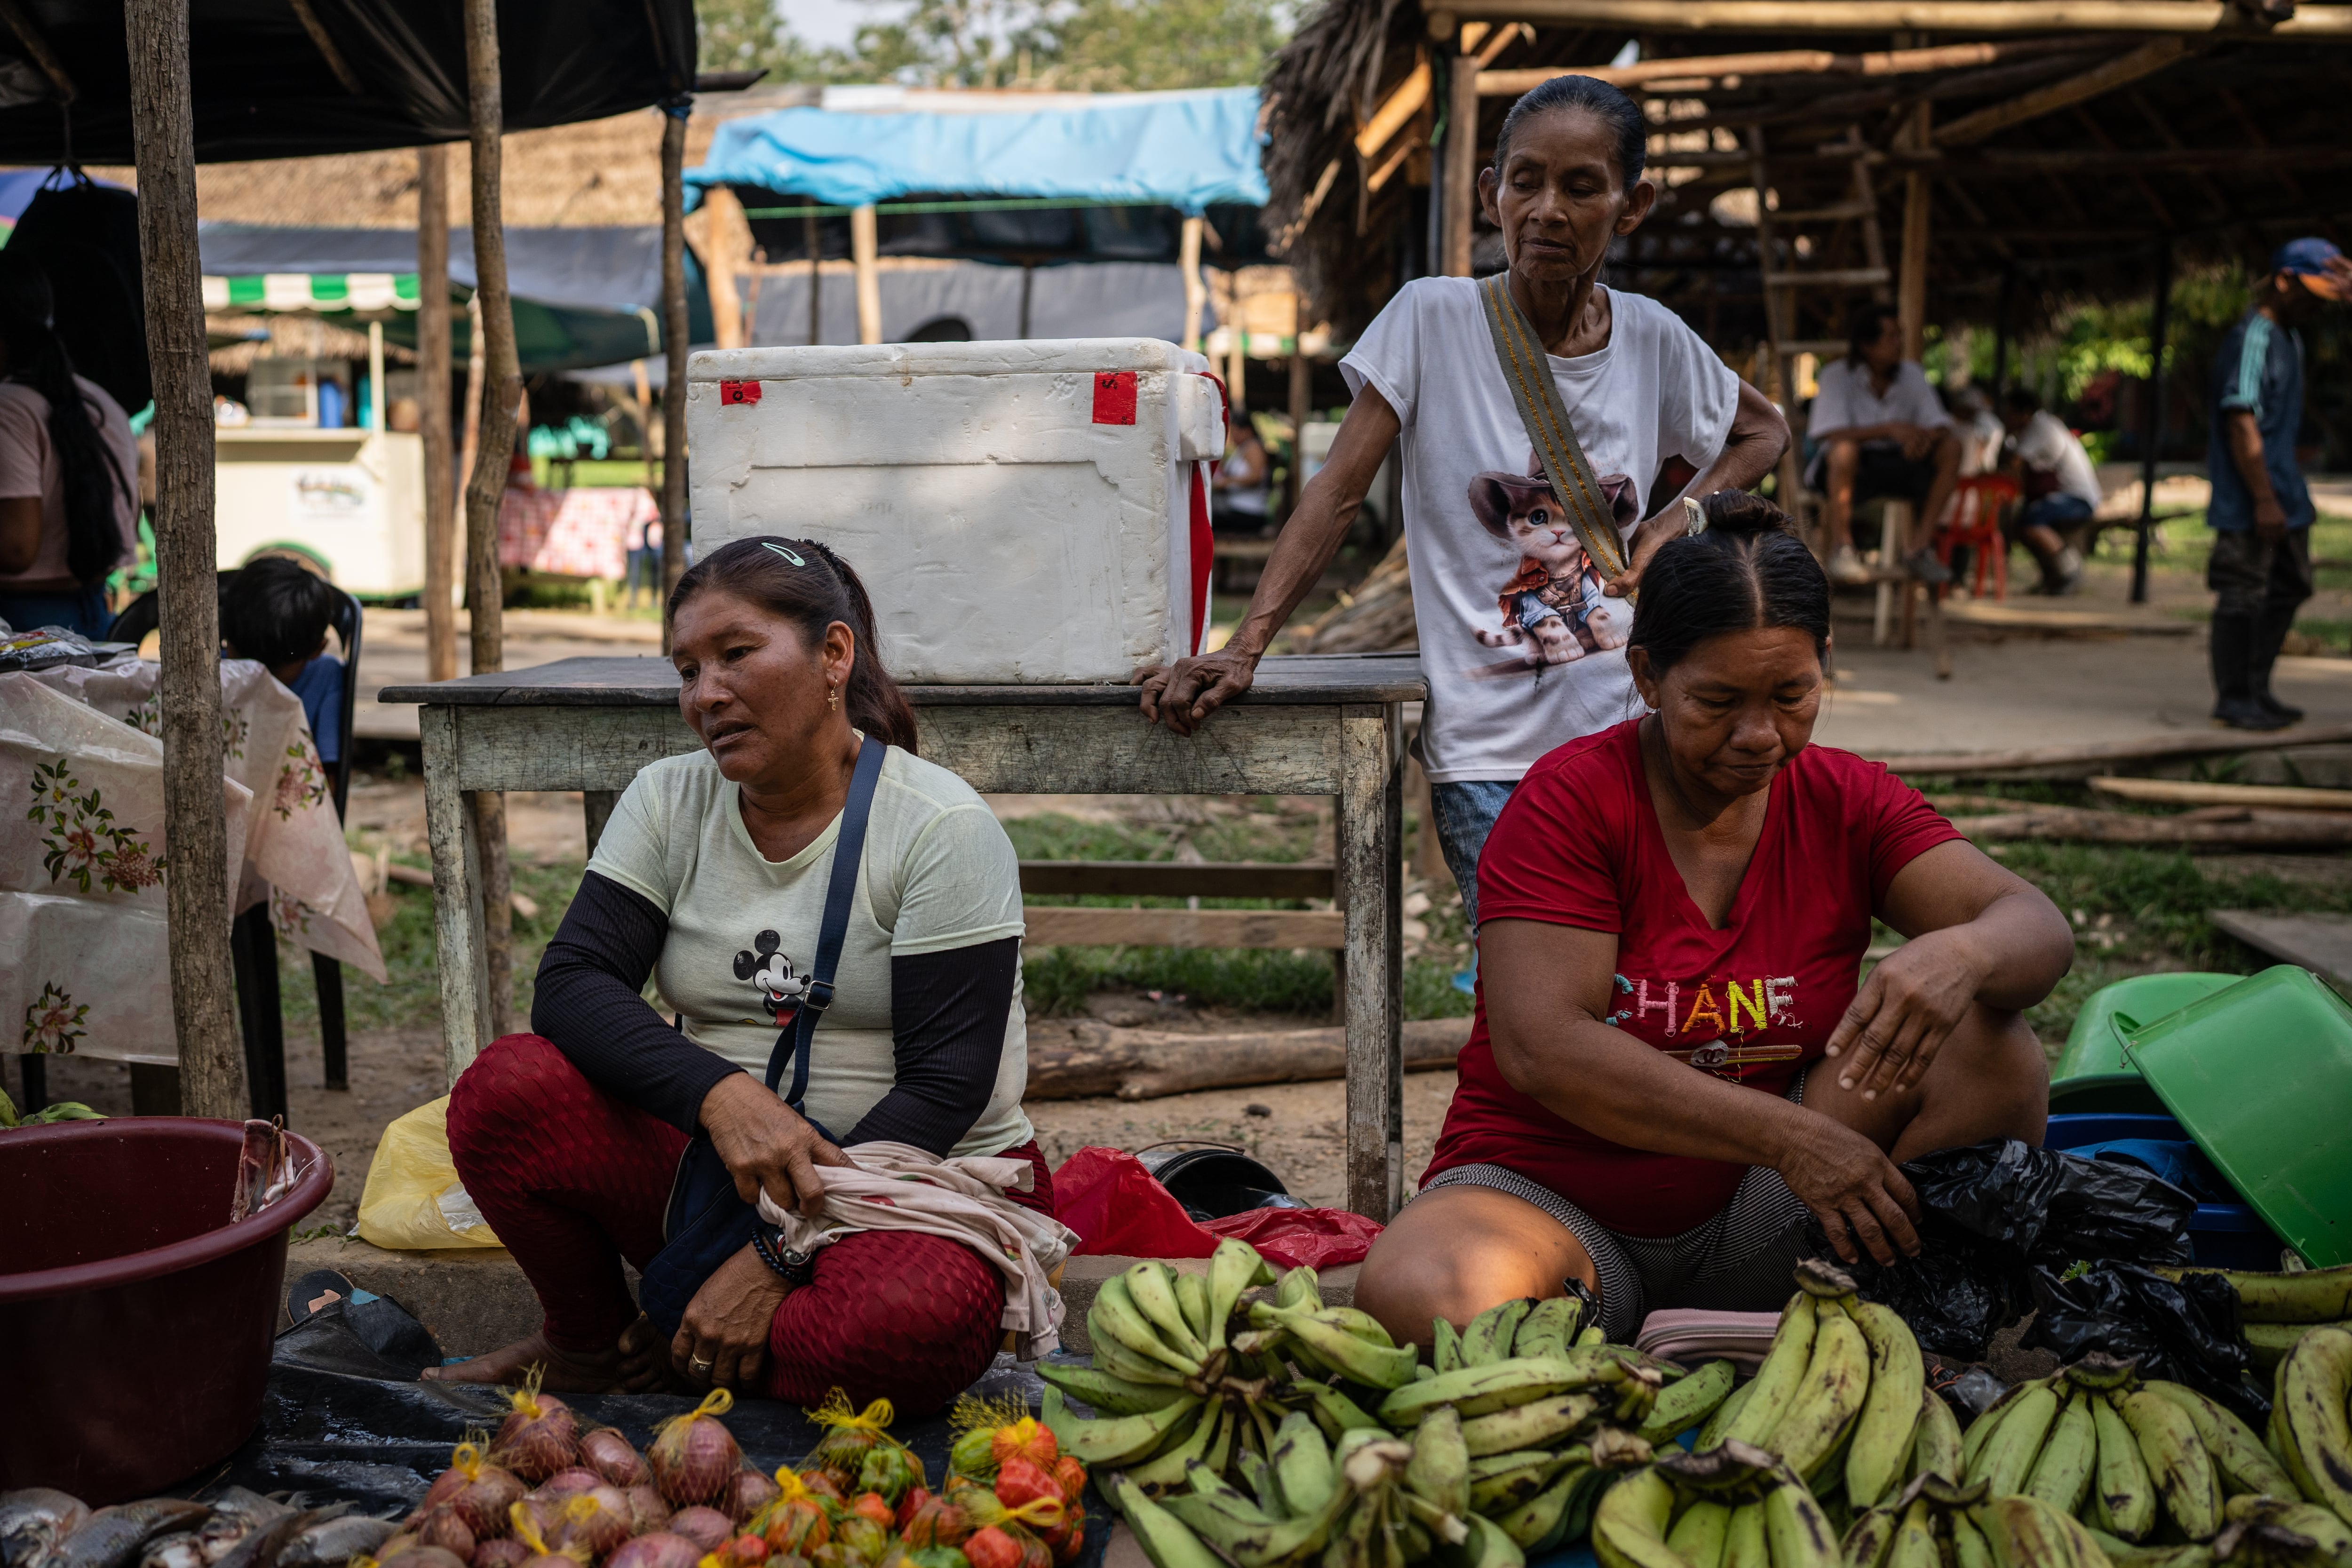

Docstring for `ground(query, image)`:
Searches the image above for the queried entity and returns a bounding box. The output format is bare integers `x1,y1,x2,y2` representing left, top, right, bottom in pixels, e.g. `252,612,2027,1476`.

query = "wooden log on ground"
1962,805,2352,848
2088,775,2352,813
1027,1017,1472,1101
1879,723,2352,780
129,0,244,1117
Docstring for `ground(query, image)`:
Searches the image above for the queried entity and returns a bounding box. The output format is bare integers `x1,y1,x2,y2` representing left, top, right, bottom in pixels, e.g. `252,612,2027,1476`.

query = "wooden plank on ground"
2208,910,2352,992
1028,1017,1471,1100
1023,906,1345,949
1881,724,2352,780
1962,805,2352,848
2090,777,2352,813
1020,860,1334,898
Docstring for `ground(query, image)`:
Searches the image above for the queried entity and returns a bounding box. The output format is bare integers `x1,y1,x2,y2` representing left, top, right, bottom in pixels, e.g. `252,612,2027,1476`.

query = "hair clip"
761,541,807,566
1683,496,1706,536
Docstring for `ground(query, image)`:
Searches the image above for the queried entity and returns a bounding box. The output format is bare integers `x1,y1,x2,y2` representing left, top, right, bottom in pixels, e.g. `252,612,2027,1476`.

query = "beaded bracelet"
750,1225,816,1287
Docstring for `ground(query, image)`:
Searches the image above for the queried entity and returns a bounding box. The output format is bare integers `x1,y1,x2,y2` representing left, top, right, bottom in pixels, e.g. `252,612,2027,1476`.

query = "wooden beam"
700,183,751,350
1455,0,2352,36
2090,776,2352,812
1356,59,1432,159
660,104,690,612
1479,34,2099,94
1022,906,1346,949
0,0,75,102
128,0,243,1117
1899,104,1931,361
285,0,365,94
1445,48,1478,274
1935,37,2188,144
461,0,518,1039
1762,266,1891,287
417,145,457,686
1180,215,1206,350
1019,860,1336,898
850,204,882,345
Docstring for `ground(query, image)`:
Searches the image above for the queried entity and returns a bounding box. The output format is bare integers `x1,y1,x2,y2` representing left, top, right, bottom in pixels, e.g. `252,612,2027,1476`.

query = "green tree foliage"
695,0,853,83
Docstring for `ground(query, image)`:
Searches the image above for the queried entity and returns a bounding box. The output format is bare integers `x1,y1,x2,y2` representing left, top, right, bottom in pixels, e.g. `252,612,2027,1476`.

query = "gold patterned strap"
1476,273,1630,581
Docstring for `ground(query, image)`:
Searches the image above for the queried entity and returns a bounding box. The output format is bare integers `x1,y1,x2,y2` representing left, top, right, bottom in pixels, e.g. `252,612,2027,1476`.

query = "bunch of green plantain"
1591,1437,1844,1568
2152,1264,2352,1379
1954,1351,2302,1552
2088,1495,2352,1568
2268,1324,2352,1534
1692,1263,1930,1520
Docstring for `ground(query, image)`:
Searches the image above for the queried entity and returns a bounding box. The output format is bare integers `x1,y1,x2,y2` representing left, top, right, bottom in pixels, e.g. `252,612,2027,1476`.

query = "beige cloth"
0,673,253,1064
757,1139,1079,1359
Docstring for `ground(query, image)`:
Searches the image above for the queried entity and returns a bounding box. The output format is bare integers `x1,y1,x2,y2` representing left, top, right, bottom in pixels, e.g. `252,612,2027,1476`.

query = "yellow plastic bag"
355,1096,504,1250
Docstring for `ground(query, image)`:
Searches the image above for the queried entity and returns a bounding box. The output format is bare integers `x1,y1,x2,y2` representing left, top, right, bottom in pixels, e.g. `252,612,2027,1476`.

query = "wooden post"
850,204,881,345
127,0,245,1117
1179,215,1206,351
1287,338,1312,517
419,144,457,684
703,183,750,350
1446,41,1480,276
660,105,690,611
367,320,385,431
805,211,822,347
462,0,519,1040
1991,262,2015,398
1898,104,1932,362
2131,237,2171,606
1337,704,1405,1219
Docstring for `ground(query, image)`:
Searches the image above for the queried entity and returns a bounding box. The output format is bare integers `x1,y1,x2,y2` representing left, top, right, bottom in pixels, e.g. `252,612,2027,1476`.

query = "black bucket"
1135,1143,1308,1222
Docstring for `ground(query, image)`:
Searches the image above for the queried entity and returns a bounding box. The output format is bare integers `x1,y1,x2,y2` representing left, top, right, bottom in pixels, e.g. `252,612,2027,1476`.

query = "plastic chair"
1934,474,2021,601
101,571,364,1121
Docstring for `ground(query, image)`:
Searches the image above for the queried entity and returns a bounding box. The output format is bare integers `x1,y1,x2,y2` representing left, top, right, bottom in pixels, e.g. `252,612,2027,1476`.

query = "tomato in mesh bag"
959,1529,1020,1568
832,1517,889,1563
988,1421,1055,1475
762,1497,830,1558
856,1446,922,1509
805,1392,897,1478
1047,1460,1085,1507
849,1496,895,1532
897,1495,971,1551
903,1550,969,1568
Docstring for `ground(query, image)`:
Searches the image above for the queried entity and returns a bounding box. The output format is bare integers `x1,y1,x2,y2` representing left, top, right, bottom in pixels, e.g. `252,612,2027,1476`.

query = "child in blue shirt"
220,555,343,764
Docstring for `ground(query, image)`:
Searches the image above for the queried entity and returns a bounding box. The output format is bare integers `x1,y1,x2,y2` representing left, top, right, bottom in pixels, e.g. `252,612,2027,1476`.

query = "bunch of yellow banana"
1695,1263,1928,1517
1954,1352,2299,1552
1592,1437,1844,1568
2268,1324,2352,1532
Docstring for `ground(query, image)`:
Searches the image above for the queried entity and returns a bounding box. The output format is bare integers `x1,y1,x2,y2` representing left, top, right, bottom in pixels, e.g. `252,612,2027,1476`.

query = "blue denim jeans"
0,581,111,638
1429,779,1519,928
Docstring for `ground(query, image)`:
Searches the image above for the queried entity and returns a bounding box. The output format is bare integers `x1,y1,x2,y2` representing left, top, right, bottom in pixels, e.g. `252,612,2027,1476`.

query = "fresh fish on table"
0,1491,89,1568
190,1493,292,1568
265,1514,394,1568
39,1502,211,1568
135,1536,203,1568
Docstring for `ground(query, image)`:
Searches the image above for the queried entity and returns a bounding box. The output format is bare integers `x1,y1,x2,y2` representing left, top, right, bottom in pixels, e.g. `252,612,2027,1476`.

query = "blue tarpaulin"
685,89,1268,215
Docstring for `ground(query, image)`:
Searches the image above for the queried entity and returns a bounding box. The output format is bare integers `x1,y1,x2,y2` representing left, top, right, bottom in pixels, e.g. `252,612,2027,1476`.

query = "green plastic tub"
2122,964,2352,1269
2050,972,2240,1114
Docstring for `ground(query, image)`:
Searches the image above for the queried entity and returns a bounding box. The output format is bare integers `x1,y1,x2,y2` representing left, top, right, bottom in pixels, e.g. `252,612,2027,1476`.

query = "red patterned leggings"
446,1033,1054,1413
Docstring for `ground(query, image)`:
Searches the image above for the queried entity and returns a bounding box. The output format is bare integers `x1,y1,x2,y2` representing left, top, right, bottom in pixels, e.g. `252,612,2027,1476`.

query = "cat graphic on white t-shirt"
1468,454,1636,673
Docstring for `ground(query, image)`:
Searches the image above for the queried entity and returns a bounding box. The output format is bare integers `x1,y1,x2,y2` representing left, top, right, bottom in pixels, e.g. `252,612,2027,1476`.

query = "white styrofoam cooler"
687,338,1226,684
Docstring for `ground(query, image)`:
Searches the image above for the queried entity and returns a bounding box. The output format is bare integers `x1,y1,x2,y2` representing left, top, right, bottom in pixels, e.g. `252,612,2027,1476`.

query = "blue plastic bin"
2044,1112,2287,1271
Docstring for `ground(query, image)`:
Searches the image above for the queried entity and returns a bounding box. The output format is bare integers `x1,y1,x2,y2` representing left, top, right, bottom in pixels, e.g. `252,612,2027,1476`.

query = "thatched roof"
1265,1,2352,345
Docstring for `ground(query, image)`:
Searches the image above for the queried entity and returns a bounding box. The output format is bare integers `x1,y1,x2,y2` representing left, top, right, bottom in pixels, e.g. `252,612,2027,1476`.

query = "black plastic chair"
74,571,366,1122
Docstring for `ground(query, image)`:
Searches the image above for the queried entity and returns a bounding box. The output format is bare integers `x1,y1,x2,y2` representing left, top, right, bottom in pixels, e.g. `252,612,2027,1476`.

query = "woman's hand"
1777,1110,1922,1266
673,1242,787,1392
1822,927,1988,1099
700,1072,850,1219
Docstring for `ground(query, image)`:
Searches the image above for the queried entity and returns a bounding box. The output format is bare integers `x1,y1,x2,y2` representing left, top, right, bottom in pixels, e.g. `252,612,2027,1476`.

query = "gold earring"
827,685,839,711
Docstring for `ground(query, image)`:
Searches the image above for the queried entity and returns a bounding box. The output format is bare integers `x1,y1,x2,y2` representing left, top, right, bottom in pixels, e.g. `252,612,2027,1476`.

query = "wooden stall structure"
1263,0,2352,606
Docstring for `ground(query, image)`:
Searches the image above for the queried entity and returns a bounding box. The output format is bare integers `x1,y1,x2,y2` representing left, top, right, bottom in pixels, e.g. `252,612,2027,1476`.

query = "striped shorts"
1417,1070,1814,1343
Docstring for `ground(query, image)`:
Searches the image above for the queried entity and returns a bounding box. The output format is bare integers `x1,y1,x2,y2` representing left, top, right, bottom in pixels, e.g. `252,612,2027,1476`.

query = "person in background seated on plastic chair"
220,555,342,766
1997,388,2098,597
1807,302,1959,589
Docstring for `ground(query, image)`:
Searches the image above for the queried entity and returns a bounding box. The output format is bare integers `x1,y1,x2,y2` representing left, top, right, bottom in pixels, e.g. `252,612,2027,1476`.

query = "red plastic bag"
1051,1147,1382,1269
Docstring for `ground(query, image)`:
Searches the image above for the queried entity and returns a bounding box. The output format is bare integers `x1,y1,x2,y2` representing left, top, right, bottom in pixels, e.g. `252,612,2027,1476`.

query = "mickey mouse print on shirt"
732,929,809,1023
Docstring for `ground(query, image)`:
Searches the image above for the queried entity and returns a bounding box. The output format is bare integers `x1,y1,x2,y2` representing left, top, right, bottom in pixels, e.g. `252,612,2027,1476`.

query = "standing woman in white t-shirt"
1136,75,1786,923
435,537,1052,1411
0,253,137,637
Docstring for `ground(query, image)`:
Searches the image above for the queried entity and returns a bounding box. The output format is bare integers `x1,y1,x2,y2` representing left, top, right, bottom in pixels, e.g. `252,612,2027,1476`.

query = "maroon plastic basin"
0,1117,333,1502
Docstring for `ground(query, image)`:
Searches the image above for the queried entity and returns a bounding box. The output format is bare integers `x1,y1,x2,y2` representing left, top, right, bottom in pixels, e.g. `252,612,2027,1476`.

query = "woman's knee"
1880,1003,2048,1162
768,1232,1007,1412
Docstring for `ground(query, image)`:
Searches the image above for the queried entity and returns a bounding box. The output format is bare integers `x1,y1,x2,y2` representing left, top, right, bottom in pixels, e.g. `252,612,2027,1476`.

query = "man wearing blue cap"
2206,238,2352,731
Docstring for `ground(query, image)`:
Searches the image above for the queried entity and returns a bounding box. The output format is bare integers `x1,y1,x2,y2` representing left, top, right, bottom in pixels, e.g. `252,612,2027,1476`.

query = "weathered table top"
379,652,1425,708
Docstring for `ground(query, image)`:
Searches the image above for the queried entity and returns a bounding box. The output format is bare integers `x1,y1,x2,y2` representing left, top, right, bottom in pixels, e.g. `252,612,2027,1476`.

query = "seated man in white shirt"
1999,387,2099,596
1806,302,1961,585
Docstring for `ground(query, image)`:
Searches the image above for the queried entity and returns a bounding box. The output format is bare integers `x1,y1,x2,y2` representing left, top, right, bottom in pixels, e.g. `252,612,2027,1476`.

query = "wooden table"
379,653,1427,1219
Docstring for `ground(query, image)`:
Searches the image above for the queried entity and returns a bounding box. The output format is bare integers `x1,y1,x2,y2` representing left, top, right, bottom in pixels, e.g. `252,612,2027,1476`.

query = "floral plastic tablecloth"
1,659,385,1065
497,484,659,581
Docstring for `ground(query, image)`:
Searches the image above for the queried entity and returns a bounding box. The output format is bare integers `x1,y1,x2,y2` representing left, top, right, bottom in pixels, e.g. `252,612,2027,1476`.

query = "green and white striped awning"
202,273,421,312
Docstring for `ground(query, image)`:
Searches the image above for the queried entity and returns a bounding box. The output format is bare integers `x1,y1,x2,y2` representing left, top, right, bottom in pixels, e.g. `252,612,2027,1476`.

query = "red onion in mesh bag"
385,1550,470,1568
493,1374,581,1484
474,1542,533,1568
534,1471,606,1504
605,1536,704,1568
414,1507,478,1564
418,1443,529,1539
730,1469,783,1525
551,1488,634,1561
580,1429,652,1489
666,1509,735,1553
648,1391,742,1509
624,1487,671,1536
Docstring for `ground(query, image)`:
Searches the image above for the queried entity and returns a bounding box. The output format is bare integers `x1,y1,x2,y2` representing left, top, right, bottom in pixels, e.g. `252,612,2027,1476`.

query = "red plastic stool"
1935,474,2021,600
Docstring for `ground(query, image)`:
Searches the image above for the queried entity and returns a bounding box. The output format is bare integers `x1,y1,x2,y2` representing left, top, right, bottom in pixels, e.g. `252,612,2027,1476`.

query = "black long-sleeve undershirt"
531,871,1019,1154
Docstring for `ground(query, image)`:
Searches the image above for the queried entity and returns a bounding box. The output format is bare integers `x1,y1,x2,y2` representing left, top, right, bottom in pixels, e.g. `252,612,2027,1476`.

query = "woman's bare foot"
421,1329,620,1391
614,1315,679,1394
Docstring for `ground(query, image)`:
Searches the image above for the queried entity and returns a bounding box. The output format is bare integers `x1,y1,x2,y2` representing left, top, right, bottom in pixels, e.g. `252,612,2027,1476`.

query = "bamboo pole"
702,182,749,350
1478,35,2098,95
1179,215,1206,350
1445,45,1479,275
1934,36,2188,144
660,104,689,611
1453,0,2352,35
127,0,244,1117
850,204,881,345
462,0,518,1040
418,144,457,684
1898,105,1932,361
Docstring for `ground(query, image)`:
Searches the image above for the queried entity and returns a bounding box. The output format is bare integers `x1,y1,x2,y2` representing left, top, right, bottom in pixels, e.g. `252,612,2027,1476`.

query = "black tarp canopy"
0,0,695,166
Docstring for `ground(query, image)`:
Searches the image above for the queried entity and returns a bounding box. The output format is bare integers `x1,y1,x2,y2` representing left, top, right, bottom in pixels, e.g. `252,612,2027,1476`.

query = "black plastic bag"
2022,1263,2268,1423
1807,1138,2197,1363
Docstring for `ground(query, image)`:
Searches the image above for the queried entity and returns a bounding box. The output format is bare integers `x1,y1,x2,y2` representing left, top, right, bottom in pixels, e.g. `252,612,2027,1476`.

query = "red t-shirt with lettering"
1425,718,1962,1238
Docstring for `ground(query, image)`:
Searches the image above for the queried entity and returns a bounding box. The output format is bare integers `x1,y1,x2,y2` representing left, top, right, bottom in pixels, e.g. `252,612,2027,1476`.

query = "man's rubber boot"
2212,612,2291,731
2249,604,2307,722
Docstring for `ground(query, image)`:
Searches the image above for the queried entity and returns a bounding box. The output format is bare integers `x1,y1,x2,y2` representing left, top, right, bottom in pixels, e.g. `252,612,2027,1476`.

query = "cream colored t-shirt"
588,743,1034,1156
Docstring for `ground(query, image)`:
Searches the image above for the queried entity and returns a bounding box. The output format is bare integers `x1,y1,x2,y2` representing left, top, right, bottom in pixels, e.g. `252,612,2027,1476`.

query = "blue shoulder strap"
763,733,888,1113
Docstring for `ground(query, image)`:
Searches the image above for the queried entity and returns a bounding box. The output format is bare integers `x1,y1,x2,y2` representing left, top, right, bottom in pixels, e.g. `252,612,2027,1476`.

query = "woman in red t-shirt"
1355,493,2072,1345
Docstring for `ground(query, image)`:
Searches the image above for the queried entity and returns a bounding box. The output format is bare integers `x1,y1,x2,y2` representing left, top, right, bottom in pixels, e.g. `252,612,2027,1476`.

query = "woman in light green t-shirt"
429,537,1050,1412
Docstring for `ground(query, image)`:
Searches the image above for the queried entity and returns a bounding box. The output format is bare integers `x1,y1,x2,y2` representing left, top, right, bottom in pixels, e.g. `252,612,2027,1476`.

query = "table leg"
583,789,619,860
421,706,493,1084
1337,702,1405,1221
